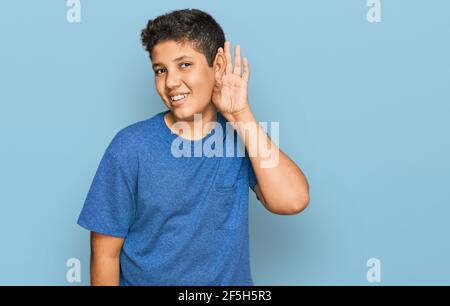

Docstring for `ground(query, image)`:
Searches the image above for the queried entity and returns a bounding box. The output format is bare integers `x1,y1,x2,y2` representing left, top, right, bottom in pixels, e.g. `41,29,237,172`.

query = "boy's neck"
164,104,219,141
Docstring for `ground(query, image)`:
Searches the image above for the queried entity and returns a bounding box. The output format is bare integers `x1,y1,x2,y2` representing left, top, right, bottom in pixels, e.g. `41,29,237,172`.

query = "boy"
77,8,309,286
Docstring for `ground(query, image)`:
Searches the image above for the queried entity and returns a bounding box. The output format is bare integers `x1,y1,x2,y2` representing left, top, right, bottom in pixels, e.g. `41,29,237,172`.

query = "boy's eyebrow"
152,55,193,69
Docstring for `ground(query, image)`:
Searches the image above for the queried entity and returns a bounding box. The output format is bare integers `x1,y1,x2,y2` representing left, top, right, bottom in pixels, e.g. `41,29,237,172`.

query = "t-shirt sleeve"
77,150,136,238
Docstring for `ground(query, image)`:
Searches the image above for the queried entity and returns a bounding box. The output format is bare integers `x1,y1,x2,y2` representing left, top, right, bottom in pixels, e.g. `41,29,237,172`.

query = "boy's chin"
170,104,215,121
170,107,195,121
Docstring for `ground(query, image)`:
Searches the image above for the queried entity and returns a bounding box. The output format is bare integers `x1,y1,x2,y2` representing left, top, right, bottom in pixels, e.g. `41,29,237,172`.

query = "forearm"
227,107,310,213
90,255,121,286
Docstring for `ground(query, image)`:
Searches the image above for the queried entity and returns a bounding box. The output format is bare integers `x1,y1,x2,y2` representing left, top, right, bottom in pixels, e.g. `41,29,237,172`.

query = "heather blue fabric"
77,110,257,286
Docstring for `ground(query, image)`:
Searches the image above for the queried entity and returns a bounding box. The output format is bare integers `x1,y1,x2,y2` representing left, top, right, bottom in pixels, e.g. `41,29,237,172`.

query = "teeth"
170,94,188,101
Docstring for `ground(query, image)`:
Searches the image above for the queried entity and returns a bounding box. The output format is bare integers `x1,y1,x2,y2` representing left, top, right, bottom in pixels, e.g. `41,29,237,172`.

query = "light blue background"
1,0,449,285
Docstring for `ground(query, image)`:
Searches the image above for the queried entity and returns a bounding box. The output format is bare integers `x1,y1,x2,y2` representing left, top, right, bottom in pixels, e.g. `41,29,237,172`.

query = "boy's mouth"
169,93,189,106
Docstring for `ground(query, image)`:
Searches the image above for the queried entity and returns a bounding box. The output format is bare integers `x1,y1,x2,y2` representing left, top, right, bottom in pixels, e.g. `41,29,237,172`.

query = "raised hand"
212,41,250,119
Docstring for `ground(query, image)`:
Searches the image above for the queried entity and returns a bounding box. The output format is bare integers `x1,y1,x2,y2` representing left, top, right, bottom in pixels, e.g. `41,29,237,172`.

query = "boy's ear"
213,47,226,79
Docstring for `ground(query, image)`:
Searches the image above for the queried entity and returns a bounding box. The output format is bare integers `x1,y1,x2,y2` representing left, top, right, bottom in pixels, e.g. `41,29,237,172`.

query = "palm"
212,41,250,115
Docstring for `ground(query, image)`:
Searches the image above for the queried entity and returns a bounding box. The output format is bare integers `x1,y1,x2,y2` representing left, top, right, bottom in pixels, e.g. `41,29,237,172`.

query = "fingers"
223,41,249,80
233,44,241,75
243,57,250,82
224,41,233,74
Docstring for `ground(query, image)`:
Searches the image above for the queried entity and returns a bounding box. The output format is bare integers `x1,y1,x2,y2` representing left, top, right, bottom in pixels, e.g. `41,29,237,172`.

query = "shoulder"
105,111,165,160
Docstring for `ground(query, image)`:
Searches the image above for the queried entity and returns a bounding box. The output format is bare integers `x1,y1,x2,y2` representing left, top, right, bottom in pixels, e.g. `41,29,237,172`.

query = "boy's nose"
165,70,182,89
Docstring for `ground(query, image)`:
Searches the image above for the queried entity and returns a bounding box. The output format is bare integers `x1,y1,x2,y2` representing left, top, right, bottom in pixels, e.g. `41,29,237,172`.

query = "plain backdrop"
0,0,449,285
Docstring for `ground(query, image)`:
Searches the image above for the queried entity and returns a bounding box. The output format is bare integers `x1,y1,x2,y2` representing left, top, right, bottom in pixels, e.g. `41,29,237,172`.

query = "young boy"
77,8,309,286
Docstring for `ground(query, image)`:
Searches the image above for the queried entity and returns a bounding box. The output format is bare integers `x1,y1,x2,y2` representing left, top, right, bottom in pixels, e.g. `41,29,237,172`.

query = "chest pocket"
213,156,246,190
211,157,248,230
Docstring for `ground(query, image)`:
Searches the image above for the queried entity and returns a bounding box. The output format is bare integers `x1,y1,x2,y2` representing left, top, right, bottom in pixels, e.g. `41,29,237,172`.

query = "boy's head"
141,9,226,120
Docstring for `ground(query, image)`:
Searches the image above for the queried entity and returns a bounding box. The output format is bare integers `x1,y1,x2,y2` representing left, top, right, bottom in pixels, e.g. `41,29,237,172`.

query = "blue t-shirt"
77,110,257,286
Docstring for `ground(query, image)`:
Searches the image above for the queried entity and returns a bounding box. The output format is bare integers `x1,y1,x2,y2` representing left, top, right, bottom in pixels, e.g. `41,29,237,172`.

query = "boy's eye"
155,68,166,75
154,63,190,75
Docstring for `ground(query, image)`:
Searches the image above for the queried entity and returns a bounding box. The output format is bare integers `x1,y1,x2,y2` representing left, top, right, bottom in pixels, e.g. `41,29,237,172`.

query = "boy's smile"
169,93,190,107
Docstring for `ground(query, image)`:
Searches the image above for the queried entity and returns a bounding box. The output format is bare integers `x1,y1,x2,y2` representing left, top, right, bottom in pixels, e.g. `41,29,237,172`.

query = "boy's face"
151,40,224,121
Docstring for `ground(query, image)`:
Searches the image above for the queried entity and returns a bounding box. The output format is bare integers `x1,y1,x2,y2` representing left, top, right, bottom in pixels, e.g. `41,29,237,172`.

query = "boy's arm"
90,231,124,286
235,109,309,215
213,41,310,215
